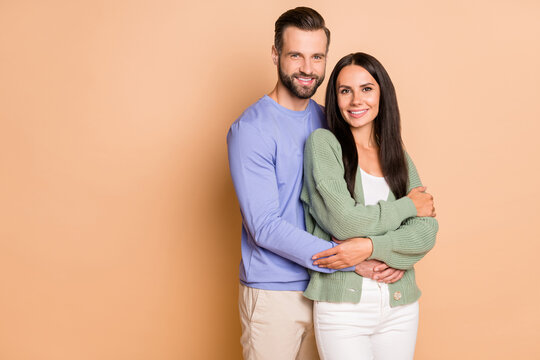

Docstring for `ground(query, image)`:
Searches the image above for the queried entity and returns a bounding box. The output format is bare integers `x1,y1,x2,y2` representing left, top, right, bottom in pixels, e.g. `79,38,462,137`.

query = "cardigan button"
393,291,402,301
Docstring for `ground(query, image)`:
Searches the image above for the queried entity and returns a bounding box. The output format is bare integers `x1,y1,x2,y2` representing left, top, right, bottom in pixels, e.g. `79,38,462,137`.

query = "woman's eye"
363,87,372,92
340,89,350,94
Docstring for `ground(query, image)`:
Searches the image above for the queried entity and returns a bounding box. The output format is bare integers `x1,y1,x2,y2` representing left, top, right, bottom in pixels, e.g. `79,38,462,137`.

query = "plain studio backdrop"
1,0,539,359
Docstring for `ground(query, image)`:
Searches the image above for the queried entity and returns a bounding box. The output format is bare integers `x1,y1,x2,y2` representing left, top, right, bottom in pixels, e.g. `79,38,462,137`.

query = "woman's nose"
351,92,363,105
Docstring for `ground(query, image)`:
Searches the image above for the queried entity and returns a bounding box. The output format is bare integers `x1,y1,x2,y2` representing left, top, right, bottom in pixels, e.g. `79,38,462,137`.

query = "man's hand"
312,237,373,269
355,260,384,279
407,186,436,217
355,260,405,284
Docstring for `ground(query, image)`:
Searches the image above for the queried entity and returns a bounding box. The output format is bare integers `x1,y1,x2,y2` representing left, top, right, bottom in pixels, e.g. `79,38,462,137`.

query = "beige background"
1,0,539,359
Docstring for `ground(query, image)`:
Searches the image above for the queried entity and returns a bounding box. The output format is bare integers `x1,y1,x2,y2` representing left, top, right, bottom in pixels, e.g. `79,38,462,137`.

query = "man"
227,7,431,360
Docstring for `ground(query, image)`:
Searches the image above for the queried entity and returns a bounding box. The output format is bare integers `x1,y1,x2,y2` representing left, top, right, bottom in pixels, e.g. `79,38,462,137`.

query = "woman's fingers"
331,236,344,244
312,247,338,260
315,258,345,269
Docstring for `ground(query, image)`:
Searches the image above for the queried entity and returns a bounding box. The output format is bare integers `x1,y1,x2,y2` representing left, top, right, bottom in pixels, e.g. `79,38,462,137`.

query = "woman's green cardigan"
300,129,439,307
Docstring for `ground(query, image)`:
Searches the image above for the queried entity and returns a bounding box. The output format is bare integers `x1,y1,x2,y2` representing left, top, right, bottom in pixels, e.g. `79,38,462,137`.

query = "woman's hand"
407,186,436,217
355,260,405,284
312,237,373,269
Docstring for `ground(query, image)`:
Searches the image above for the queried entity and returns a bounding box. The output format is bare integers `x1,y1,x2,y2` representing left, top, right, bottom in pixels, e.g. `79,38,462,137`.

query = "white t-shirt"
360,168,390,206
360,168,391,289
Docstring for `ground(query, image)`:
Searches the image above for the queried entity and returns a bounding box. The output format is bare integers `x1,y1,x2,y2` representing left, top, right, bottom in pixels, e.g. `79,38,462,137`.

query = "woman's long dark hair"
325,52,408,199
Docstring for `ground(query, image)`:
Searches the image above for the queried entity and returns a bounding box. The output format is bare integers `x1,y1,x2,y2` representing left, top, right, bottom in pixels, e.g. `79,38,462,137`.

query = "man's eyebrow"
283,51,326,57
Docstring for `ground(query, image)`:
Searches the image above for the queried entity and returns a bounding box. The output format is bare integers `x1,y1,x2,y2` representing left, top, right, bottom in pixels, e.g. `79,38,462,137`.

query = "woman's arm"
302,129,418,240
366,153,438,269
312,152,438,270
367,217,437,270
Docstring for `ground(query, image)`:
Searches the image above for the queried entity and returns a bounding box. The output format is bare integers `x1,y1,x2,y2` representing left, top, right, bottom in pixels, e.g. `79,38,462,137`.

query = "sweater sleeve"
227,122,350,272
367,153,438,269
301,129,417,241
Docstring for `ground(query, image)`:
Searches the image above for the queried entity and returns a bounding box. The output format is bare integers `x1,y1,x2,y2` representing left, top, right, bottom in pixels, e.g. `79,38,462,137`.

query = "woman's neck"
352,122,383,176
351,123,377,150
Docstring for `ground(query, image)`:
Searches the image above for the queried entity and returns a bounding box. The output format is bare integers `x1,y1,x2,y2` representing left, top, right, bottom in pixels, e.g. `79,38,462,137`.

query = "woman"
300,52,439,359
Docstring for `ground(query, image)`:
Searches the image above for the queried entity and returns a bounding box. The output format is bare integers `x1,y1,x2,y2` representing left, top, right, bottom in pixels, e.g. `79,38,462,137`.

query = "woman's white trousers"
313,278,419,360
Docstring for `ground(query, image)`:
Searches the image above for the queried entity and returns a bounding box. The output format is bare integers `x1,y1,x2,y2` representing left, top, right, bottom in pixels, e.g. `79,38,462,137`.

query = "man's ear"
271,45,279,65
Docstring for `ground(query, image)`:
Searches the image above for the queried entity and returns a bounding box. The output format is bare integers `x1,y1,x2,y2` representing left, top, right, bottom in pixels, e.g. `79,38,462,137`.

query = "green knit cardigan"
300,129,438,307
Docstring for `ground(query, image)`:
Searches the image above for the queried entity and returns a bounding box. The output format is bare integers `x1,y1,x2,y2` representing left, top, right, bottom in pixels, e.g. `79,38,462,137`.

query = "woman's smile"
347,109,368,118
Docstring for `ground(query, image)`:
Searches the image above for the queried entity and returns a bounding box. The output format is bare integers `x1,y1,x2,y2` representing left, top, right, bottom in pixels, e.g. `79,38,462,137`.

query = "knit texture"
300,129,438,307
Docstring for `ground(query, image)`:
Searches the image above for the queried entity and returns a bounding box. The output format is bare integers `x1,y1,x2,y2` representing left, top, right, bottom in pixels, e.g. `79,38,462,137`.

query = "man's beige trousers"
239,284,320,360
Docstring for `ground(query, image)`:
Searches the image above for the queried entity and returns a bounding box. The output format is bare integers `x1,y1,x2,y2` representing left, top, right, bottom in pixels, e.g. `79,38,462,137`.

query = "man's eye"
314,55,322,60
291,54,299,58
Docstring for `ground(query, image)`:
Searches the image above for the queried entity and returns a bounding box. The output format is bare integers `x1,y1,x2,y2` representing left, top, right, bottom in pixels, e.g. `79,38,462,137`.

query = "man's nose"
299,59,313,75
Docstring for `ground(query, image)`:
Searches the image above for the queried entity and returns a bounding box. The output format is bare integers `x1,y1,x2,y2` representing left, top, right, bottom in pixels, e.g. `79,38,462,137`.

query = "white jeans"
314,278,419,360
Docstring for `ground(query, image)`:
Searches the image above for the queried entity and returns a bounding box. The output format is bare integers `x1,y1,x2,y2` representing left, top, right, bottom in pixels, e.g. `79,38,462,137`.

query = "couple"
227,7,438,360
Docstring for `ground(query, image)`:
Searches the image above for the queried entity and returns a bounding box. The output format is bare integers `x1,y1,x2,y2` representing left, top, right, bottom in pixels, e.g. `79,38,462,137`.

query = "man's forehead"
281,26,328,52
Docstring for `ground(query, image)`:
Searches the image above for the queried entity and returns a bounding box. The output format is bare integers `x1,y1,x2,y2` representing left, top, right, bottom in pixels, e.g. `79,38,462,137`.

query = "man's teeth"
298,77,312,81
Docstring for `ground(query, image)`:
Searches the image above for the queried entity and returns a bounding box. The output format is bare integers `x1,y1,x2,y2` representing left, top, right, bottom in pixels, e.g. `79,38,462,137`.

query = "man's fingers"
385,270,405,283
373,268,405,283
373,263,389,272
373,268,394,280
382,269,404,283
381,270,399,283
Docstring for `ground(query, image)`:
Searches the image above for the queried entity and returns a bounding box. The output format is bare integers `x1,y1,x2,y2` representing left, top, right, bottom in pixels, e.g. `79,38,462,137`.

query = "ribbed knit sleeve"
301,129,417,240
368,153,438,269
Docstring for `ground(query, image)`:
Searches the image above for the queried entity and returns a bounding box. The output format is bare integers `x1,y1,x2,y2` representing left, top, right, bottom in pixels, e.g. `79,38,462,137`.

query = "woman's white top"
360,168,390,206
359,168,392,290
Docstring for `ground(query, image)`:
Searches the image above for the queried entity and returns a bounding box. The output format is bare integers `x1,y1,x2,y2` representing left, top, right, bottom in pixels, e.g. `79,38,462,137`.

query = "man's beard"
278,62,324,100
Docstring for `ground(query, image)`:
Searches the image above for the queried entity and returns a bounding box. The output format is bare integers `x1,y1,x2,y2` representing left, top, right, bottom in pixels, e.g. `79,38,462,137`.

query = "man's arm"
227,121,352,272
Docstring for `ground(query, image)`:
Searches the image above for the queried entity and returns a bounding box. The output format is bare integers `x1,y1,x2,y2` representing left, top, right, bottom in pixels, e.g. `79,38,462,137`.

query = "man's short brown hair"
274,7,330,55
